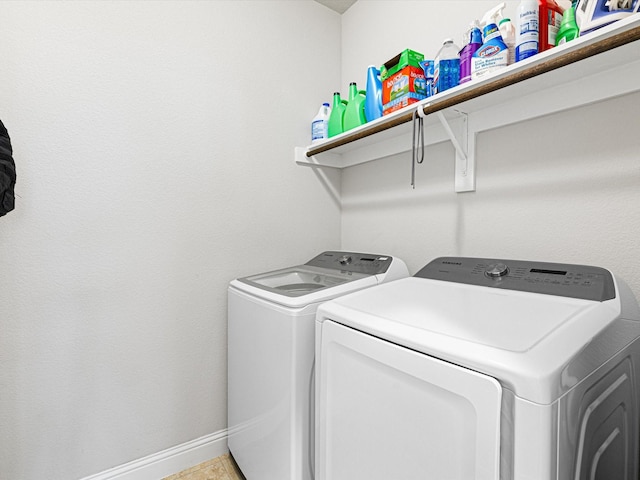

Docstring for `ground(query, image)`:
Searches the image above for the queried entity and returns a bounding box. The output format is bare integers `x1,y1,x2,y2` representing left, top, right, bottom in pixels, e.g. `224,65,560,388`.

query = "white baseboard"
80,429,229,480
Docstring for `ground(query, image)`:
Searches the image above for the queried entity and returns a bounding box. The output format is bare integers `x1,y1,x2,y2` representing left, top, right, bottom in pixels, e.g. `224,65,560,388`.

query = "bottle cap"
470,27,483,44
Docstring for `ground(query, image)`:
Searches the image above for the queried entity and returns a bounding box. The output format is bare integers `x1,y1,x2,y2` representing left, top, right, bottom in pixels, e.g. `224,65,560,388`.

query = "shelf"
295,15,640,192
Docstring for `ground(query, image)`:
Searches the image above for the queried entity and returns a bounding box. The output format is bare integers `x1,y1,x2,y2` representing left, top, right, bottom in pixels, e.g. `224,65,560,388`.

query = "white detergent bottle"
311,102,331,143
516,0,539,62
496,5,516,66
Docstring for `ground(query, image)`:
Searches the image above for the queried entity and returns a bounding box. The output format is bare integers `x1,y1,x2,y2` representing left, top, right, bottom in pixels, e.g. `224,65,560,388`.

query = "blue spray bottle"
472,2,509,81
364,65,383,122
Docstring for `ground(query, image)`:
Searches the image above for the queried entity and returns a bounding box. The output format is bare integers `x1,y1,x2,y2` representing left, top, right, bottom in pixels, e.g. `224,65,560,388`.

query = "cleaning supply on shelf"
311,102,331,143
343,82,367,132
485,2,515,65
555,6,580,45
498,17,516,65
328,92,348,138
472,3,510,80
413,75,427,98
539,0,565,52
434,39,460,94
516,0,539,61
459,21,483,83
575,0,639,36
419,60,435,97
380,49,427,115
364,65,383,122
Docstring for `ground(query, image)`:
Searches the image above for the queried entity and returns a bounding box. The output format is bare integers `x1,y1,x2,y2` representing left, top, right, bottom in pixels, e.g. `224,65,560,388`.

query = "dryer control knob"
485,263,509,278
338,255,352,265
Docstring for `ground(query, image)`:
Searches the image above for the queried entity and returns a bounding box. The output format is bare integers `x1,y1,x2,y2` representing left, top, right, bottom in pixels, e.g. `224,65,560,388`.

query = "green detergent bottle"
328,92,348,137
342,82,367,132
555,7,580,46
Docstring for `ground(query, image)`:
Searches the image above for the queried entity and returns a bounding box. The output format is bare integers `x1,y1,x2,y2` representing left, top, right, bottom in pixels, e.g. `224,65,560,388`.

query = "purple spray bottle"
459,21,483,84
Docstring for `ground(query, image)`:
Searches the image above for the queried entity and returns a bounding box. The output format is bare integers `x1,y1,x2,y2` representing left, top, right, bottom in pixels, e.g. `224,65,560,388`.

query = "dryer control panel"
306,251,393,275
415,257,616,301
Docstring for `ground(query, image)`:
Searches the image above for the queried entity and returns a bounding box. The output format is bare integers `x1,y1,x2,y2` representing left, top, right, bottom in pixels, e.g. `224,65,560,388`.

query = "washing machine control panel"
415,257,616,301
306,251,393,275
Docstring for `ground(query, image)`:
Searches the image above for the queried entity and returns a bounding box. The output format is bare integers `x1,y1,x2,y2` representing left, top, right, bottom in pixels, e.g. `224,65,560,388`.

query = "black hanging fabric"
0,119,16,217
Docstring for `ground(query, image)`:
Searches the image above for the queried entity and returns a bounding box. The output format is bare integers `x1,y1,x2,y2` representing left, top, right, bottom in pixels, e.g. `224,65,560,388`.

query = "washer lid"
231,265,379,308
230,251,408,308
317,276,627,403
238,265,369,297
320,277,602,352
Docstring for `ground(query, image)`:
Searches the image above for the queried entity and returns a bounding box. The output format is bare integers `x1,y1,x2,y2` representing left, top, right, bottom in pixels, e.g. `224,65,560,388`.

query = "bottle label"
548,10,563,45
518,16,538,35
312,120,326,141
477,44,502,58
459,43,480,83
472,47,509,80
434,59,460,94
516,41,538,61
516,8,539,62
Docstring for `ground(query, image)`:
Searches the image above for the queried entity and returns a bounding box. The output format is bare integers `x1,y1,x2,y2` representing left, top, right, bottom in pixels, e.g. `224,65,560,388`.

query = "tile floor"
163,453,246,480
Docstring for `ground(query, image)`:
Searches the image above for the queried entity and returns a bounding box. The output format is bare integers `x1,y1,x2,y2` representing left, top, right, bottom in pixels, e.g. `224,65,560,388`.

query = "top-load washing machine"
315,256,640,480
227,251,408,480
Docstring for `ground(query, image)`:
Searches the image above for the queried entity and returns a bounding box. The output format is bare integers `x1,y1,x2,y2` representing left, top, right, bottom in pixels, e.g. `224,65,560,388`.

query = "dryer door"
316,320,502,480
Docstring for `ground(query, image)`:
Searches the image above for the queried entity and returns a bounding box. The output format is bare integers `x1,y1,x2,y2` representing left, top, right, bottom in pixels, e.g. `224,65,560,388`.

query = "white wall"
341,0,521,88
340,1,640,296
0,2,341,479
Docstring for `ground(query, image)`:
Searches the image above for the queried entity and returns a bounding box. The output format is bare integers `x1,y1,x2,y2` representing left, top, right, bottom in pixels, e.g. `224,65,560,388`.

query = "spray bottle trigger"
481,1,507,27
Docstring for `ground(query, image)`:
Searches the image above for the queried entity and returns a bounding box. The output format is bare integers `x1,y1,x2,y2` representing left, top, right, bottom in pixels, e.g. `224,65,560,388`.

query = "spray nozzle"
466,19,483,45
481,2,507,27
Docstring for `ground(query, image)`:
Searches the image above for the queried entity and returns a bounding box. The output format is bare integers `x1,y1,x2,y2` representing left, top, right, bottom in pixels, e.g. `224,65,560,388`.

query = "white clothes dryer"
227,251,408,480
315,256,640,480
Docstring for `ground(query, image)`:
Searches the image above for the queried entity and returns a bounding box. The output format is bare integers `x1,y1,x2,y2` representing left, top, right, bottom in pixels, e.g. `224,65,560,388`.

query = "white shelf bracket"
295,146,343,168
436,110,476,193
